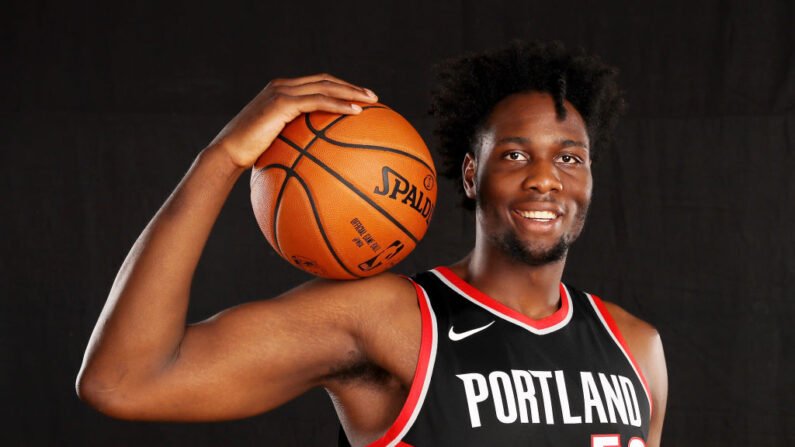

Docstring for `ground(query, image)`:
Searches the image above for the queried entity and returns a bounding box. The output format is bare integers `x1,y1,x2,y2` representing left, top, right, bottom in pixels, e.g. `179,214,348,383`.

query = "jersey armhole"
366,277,438,447
587,294,654,418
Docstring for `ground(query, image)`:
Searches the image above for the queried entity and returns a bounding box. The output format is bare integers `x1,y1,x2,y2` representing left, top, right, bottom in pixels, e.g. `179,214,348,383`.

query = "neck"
450,234,566,321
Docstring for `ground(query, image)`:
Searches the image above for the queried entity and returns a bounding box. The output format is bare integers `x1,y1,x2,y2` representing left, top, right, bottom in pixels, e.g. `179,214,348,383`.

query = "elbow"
75,368,102,409
75,368,140,420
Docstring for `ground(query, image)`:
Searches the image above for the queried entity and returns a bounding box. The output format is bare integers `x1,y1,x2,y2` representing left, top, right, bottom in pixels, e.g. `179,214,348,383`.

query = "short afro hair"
429,40,626,210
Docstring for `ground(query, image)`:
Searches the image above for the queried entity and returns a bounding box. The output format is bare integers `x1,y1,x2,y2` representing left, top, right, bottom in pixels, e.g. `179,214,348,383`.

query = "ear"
462,152,477,199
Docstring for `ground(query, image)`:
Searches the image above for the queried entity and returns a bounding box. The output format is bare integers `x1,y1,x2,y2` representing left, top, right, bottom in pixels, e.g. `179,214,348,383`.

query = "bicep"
644,331,668,447
604,302,668,447
128,281,361,421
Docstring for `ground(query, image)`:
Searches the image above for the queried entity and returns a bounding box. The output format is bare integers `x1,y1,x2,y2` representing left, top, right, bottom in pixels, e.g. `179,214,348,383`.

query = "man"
77,41,667,447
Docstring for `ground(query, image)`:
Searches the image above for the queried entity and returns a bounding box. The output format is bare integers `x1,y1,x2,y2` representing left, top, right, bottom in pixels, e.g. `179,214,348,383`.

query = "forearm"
76,75,377,418
77,144,244,394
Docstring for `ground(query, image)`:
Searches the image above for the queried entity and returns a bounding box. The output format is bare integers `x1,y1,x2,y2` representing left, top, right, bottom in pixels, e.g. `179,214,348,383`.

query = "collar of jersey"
431,267,574,335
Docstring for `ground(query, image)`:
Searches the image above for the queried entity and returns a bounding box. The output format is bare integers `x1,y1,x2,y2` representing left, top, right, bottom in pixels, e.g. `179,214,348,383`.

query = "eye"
557,154,582,165
503,151,527,161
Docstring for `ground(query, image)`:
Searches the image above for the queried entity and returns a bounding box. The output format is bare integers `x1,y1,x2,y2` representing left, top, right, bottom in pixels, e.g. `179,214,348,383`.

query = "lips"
513,202,564,219
515,210,558,221
510,204,565,232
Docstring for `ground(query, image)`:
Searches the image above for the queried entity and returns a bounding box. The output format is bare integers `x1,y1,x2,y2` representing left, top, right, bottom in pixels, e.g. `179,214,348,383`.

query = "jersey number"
591,434,646,447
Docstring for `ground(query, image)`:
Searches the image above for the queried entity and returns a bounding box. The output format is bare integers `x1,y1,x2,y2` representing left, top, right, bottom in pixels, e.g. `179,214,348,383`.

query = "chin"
497,232,570,266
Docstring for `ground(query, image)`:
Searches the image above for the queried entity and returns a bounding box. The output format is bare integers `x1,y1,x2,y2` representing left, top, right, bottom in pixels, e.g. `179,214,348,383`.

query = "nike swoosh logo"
448,321,495,341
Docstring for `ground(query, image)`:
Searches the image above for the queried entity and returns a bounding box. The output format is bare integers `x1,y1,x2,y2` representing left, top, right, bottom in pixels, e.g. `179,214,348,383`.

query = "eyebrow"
495,137,589,150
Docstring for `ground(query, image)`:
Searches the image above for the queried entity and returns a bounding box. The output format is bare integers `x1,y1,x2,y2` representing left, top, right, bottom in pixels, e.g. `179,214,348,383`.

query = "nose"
521,160,563,193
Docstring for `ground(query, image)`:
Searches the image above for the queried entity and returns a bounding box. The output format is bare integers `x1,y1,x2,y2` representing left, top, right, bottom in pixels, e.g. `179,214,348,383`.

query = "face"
463,91,592,266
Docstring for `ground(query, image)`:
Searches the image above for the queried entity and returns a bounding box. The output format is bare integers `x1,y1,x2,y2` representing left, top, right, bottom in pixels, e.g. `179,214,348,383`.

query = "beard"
495,231,571,266
486,202,589,267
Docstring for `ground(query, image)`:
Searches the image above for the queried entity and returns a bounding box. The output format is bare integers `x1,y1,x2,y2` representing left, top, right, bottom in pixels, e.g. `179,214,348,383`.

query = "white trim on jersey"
387,284,439,447
430,269,574,336
585,294,653,417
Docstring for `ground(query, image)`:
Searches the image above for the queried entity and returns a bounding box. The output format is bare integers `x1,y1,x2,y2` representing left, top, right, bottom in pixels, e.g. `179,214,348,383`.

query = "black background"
2,0,793,445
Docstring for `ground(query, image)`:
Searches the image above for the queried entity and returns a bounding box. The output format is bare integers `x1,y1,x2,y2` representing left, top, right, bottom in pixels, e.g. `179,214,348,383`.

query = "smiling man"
77,41,667,447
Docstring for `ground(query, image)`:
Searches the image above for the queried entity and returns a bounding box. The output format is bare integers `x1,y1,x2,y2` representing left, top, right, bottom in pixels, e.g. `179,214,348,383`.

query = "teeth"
518,210,557,220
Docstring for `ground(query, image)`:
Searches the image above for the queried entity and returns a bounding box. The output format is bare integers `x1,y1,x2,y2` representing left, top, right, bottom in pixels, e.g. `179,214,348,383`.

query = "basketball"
250,103,437,279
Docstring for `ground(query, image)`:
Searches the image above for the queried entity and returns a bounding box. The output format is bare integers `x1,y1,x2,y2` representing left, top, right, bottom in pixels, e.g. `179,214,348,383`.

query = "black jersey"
365,267,652,447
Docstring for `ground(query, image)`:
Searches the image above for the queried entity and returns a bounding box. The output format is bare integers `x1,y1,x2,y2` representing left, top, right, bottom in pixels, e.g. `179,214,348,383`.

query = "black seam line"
257,164,361,279
287,113,352,171
303,112,352,142
272,114,349,254
252,139,313,254
304,109,436,177
267,167,291,257
272,130,319,255
262,111,391,260
251,108,385,185
277,136,420,245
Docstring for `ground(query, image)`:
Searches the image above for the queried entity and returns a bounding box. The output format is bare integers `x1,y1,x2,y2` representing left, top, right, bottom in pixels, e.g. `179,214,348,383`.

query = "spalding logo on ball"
250,102,437,279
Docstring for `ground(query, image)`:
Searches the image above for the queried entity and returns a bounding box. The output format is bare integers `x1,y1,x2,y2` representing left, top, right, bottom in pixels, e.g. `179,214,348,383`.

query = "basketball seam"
305,113,436,176
251,105,415,185
256,163,292,257
270,172,291,256
270,113,351,256
257,164,361,279
255,106,425,277
276,136,421,244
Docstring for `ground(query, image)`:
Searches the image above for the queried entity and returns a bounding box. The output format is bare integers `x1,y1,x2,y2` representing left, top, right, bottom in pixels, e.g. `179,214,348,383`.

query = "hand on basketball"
208,74,378,169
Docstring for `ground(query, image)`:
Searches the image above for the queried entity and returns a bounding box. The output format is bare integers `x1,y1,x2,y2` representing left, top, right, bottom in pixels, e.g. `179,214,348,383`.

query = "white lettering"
619,375,642,427
457,373,489,428
599,373,629,424
488,371,518,423
530,370,555,424
581,372,608,423
555,370,582,424
511,369,540,423
457,369,643,429
592,434,621,447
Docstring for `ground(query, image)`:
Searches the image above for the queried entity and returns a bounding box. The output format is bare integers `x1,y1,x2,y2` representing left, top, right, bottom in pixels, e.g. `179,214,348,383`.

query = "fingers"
268,74,377,107
265,73,379,118
277,93,365,116
280,80,377,104
208,74,378,169
270,73,360,90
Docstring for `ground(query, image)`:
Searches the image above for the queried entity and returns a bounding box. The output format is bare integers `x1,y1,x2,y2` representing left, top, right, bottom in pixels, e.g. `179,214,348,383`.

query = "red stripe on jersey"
434,266,570,330
589,295,654,417
367,279,435,447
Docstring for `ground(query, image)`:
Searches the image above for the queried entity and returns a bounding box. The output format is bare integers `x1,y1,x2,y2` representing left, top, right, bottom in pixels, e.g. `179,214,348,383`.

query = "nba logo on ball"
250,103,437,279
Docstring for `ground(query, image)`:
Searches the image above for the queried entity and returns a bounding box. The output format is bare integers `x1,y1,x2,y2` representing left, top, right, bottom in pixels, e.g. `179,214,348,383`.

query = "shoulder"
274,271,417,312
278,271,420,338
300,272,423,387
600,300,668,429
599,301,665,377
600,301,661,350
337,271,422,340
234,272,419,354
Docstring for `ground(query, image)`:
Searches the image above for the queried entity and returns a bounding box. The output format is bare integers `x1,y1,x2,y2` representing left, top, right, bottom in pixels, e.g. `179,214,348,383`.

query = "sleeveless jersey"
363,267,652,447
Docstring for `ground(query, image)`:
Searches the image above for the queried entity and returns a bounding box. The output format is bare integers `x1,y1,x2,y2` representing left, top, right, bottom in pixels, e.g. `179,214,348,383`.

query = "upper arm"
115,273,412,421
603,302,668,447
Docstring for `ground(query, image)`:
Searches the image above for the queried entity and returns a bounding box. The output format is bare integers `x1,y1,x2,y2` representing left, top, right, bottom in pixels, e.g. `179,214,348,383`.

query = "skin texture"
76,77,667,447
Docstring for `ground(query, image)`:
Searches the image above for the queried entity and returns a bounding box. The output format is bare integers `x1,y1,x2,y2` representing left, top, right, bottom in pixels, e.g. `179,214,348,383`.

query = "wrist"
200,143,248,180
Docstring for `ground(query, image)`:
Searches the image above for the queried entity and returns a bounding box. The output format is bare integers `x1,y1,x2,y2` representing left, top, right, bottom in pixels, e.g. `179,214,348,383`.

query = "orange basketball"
250,103,437,279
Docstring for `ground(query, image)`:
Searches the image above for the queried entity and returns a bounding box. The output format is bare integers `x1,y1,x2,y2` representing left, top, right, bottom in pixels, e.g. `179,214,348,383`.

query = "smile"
511,209,561,233
516,210,558,222
514,210,559,222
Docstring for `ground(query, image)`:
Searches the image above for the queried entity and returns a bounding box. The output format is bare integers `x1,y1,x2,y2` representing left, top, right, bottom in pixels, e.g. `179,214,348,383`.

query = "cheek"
576,170,593,196
475,172,511,217
582,179,593,204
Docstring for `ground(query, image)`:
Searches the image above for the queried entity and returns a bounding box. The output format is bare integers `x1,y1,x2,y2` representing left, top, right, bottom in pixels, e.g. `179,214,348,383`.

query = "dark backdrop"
2,0,792,446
